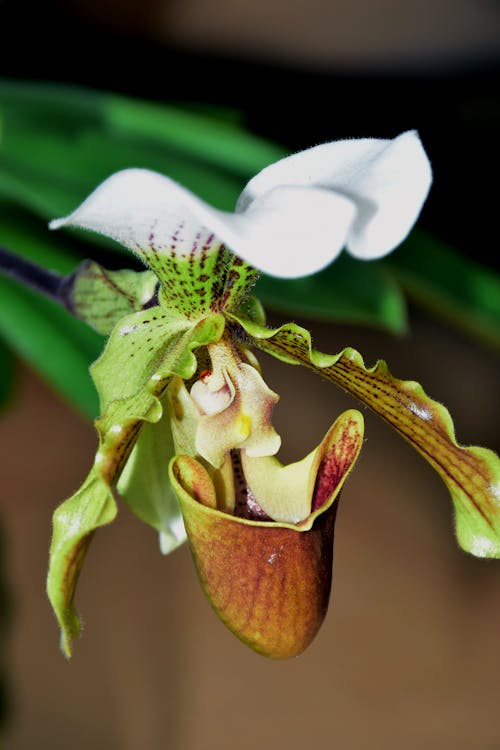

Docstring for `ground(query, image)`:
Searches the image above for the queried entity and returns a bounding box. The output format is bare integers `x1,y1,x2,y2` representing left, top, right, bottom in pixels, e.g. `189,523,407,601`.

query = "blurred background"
0,0,499,748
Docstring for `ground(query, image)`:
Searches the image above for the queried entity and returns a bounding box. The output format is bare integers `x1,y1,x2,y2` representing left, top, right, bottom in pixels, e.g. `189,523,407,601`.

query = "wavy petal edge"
230,314,500,558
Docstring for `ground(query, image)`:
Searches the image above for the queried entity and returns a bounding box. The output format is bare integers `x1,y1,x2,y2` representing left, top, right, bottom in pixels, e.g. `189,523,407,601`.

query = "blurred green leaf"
102,94,287,177
385,230,500,350
0,79,275,223
0,123,243,218
0,203,80,273
255,254,407,333
0,79,285,177
0,275,102,418
0,202,102,414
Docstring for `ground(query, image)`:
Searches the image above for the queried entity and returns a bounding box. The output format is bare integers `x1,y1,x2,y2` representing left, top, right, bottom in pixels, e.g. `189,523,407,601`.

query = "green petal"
94,313,226,487
47,468,117,657
47,312,226,653
48,383,166,656
117,409,187,554
68,261,158,336
232,314,500,558
91,307,190,412
91,309,225,413
233,293,267,327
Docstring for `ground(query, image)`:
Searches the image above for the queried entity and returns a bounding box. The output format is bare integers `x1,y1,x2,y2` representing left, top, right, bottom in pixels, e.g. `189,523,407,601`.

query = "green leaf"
0,79,285,180
232,313,500,559
0,202,80,274
0,201,104,415
0,79,278,226
0,127,243,219
0,275,101,418
385,230,500,350
255,254,407,332
102,93,287,177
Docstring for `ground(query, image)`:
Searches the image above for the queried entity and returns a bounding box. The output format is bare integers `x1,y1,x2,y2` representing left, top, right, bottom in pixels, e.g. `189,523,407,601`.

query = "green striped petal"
232,314,500,558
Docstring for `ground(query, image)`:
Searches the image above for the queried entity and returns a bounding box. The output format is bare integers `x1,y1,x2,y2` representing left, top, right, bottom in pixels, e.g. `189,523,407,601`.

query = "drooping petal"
231,313,500,558
48,386,164,657
238,130,432,261
47,468,117,657
50,167,357,279
47,314,226,655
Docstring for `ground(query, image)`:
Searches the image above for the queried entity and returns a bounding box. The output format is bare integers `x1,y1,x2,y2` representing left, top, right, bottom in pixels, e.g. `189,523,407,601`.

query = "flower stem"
0,246,73,310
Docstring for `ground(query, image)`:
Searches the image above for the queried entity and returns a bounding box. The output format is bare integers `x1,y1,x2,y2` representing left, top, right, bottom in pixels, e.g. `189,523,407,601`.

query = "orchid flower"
46,131,500,659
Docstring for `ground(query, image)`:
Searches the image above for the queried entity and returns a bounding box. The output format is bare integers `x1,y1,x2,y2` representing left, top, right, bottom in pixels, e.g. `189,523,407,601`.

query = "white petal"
50,131,430,279
50,168,355,278
214,186,356,277
49,168,226,262
238,131,432,260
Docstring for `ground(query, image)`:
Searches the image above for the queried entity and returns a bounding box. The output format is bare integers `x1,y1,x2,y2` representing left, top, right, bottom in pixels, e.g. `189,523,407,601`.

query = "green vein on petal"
231,314,500,558
68,261,159,336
